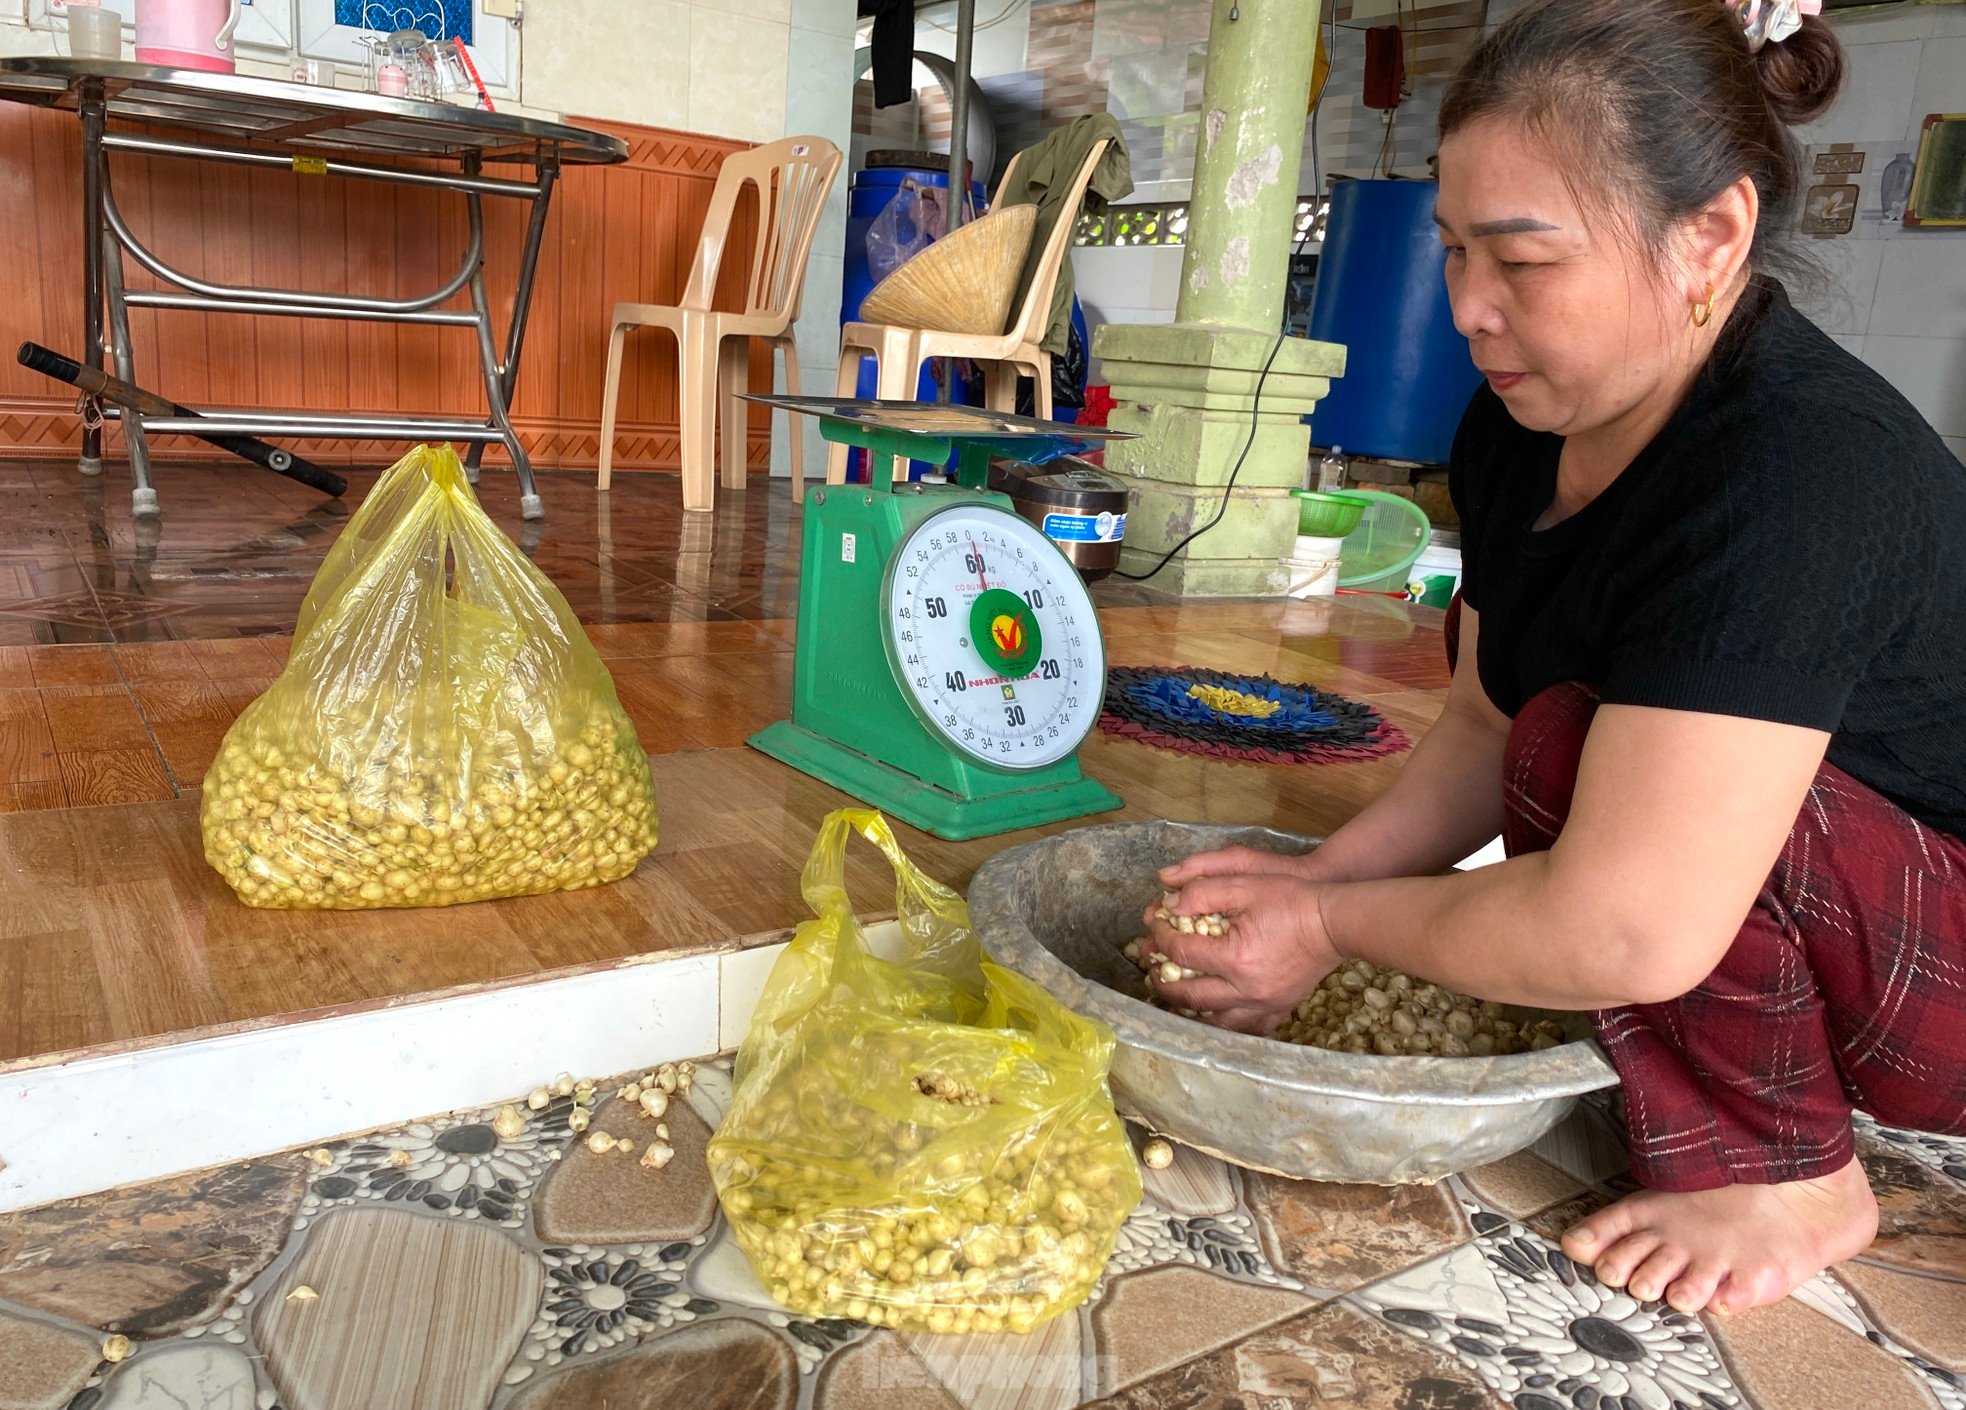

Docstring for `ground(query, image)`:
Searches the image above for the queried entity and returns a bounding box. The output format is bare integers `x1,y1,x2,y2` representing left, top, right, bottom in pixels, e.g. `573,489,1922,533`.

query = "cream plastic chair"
828,139,1109,486
599,135,843,511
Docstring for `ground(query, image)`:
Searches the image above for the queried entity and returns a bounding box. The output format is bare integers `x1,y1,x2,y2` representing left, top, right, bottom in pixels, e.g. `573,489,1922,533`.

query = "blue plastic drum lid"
1306,180,1484,467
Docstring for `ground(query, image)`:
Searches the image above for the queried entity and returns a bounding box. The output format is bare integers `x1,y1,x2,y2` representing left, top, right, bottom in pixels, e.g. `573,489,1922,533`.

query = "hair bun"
1755,15,1845,125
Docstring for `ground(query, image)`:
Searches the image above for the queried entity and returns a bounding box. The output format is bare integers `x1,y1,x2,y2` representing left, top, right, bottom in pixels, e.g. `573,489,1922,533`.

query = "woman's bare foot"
1559,1157,1878,1315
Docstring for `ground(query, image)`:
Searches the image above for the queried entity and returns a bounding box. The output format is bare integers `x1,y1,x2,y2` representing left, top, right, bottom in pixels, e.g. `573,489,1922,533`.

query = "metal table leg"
77,81,105,477
101,228,158,517
463,153,558,504
460,156,541,519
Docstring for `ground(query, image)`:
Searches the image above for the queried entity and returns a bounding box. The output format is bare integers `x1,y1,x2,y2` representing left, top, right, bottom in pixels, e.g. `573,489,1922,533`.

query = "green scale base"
750,720,1120,842
743,407,1123,843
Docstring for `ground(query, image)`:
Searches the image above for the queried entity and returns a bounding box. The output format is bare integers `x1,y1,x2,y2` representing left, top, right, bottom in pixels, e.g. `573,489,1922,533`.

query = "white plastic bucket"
1294,532,1347,563
1284,555,1340,598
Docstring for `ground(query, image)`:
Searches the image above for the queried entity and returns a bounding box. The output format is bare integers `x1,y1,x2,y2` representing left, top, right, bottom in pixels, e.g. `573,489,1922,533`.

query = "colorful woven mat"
1098,665,1411,765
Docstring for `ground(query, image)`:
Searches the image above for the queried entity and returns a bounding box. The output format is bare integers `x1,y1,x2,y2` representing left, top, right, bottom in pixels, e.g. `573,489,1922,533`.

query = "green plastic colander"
1336,490,1433,590
1290,488,1372,538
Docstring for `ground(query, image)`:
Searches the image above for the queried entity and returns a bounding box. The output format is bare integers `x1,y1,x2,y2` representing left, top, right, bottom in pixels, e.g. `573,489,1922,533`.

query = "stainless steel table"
0,58,627,519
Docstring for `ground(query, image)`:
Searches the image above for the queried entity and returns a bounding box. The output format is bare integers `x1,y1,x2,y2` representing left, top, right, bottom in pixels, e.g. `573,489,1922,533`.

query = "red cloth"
1503,680,1966,1191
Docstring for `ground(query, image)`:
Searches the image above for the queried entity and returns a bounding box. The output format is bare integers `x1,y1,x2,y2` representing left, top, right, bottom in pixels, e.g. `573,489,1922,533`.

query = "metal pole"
945,0,974,234
460,154,543,518
938,0,976,404
464,151,557,477
78,82,106,477
101,228,157,516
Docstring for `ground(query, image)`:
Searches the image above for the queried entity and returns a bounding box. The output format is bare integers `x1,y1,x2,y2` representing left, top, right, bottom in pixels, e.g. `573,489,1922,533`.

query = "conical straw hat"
860,203,1038,337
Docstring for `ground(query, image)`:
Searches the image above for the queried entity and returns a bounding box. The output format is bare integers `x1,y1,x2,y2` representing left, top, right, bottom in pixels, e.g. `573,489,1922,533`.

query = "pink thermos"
134,0,243,73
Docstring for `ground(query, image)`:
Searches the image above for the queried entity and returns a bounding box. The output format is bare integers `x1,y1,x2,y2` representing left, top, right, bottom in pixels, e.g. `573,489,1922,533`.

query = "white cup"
66,4,123,61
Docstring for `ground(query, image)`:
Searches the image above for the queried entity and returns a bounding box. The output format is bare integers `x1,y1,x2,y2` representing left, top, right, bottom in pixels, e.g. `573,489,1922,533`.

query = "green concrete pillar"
1178,0,1321,330
1090,0,1346,597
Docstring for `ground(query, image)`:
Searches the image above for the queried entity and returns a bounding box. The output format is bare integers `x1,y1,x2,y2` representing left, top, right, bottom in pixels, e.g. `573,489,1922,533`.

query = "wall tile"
690,12,793,142
1827,6,1945,47
1909,36,1966,130
1869,236,1966,342
1943,435,1966,465
790,0,858,39
525,0,693,129
1798,38,1922,146
1829,333,1868,360
0,22,57,56
1795,236,1886,338
694,0,794,21
786,25,856,139
1864,334,1966,438
915,0,1032,79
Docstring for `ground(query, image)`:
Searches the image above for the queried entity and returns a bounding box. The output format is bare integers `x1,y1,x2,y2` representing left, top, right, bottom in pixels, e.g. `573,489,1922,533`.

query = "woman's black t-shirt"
1450,283,1966,838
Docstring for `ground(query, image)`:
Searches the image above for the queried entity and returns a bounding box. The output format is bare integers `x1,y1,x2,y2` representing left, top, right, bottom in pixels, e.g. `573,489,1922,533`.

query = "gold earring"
1691,282,1715,328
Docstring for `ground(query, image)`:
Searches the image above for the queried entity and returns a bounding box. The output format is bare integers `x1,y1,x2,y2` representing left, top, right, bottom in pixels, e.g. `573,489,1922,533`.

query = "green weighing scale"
744,396,1133,841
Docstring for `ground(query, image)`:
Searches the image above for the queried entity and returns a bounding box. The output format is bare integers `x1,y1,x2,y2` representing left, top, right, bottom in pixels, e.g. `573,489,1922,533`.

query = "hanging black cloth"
867,0,914,108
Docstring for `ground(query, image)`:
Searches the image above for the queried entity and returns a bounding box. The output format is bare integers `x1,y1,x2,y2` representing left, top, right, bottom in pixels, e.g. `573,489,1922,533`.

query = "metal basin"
969,821,1620,1185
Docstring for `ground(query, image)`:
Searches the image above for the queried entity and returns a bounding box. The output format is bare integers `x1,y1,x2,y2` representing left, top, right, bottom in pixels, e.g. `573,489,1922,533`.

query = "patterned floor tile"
899,1307,1084,1410
1087,1263,1313,1395
296,1095,579,1232
531,1095,718,1244
94,1341,260,1410
1134,1135,1235,1218
1459,1151,1592,1225
515,1240,716,1376
1835,1261,1966,1375
1242,1171,1472,1295
1858,1119,1966,1282
1352,1212,1745,1410
1084,1302,1507,1409
0,1304,99,1410
815,1331,966,1410
1709,1289,1948,1410
252,1206,540,1410
507,1320,798,1409
0,1156,310,1336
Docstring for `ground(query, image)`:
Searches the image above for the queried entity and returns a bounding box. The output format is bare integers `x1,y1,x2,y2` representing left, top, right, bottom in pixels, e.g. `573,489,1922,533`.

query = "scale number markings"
884,505,1104,770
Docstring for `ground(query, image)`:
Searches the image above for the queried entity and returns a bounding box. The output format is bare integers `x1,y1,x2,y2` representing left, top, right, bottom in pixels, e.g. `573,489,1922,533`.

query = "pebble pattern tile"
1,1060,1959,1410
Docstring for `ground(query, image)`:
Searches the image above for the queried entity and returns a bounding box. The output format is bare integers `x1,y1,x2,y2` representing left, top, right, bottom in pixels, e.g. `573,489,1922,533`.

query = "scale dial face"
882,502,1105,771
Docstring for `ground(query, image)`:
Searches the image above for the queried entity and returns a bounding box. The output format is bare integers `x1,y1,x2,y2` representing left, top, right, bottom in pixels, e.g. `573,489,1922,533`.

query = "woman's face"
1435,117,1684,437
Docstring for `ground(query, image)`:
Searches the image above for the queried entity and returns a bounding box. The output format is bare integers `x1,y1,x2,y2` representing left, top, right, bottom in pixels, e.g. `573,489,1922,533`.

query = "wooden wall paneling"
0,108,782,475
250,158,304,416
296,163,351,418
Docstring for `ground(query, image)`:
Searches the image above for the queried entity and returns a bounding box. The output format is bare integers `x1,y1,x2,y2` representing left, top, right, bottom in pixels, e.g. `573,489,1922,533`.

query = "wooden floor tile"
38,686,154,753
133,678,237,726
113,641,213,683
0,780,66,812
25,644,121,688
56,748,178,808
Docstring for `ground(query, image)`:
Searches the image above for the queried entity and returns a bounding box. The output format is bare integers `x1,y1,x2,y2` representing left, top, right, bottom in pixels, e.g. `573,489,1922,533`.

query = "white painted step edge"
0,922,897,1215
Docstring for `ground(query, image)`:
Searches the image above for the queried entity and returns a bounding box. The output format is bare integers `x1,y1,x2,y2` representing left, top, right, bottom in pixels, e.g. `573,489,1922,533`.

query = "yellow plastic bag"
707,809,1141,1335
200,446,656,909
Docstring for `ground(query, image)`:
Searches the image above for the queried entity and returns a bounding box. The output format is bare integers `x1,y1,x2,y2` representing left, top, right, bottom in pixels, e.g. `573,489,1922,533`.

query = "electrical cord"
1116,6,1334,583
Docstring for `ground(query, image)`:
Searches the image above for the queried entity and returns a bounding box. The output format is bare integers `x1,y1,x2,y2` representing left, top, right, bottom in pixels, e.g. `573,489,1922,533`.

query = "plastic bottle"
1317,445,1348,493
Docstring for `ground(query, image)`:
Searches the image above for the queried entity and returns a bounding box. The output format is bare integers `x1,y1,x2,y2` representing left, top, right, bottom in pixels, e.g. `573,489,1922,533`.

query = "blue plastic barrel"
1306,180,1483,467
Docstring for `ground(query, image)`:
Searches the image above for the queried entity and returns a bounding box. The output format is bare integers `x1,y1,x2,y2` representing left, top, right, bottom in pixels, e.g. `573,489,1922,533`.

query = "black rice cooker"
987,457,1131,582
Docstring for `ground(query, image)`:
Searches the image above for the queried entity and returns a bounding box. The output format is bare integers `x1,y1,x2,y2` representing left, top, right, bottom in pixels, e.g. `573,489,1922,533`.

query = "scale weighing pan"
743,396,1134,841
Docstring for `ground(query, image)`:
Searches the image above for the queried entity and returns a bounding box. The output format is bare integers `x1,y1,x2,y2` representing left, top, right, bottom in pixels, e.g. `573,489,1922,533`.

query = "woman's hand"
1157,845,1326,893
1142,874,1345,1036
